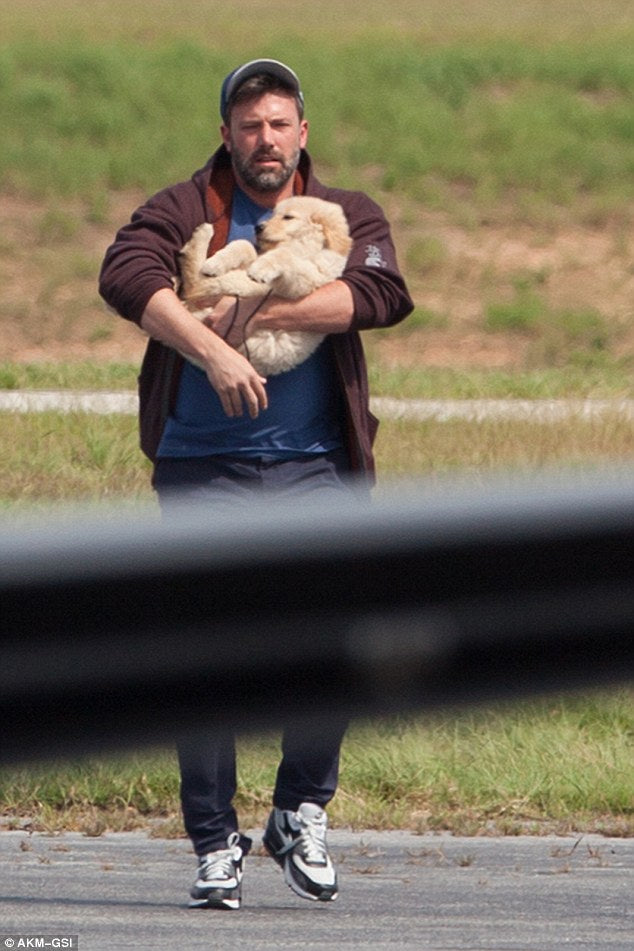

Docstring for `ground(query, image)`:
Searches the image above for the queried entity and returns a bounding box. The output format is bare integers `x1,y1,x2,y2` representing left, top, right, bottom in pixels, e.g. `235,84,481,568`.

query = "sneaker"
189,832,244,910
263,802,338,902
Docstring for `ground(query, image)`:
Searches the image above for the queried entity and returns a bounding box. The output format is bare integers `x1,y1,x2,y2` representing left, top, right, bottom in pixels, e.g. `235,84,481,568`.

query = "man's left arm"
248,280,354,335
202,282,352,348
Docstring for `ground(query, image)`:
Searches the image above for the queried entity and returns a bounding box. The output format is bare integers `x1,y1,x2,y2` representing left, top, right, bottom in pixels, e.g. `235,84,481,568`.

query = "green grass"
2,1,634,372
337,692,634,834
0,362,138,391
2,691,632,835
2,360,634,399
483,283,613,363
367,364,634,400
2,6,633,223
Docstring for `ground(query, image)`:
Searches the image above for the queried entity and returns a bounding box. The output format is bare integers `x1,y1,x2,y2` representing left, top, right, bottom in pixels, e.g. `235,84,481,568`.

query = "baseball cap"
220,59,304,121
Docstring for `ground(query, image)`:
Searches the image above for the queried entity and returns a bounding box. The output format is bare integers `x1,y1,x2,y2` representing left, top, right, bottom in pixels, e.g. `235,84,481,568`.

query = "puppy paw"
200,259,223,278
180,222,214,258
195,221,214,240
202,240,256,277
247,258,282,284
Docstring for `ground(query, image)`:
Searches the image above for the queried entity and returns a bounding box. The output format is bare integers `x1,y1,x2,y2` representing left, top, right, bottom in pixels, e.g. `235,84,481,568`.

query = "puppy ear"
316,206,352,257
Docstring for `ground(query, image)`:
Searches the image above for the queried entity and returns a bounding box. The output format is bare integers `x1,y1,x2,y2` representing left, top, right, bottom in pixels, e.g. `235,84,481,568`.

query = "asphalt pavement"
1,829,633,950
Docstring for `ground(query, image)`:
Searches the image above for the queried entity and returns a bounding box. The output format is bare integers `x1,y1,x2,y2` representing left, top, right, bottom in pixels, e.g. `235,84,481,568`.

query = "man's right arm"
98,180,268,420
141,288,268,419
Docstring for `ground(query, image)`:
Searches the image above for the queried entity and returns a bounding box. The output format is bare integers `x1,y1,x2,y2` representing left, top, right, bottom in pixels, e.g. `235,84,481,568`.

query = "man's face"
222,92,308,200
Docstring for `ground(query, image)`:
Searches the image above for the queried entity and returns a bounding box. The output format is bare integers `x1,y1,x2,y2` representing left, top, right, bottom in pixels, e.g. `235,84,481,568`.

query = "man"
99,59,413,910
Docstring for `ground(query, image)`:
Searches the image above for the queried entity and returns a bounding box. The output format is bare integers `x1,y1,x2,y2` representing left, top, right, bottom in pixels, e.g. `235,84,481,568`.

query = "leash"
229,290,273,364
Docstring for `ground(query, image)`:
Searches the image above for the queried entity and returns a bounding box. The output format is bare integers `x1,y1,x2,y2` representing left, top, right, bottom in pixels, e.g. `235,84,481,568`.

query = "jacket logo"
364,244,386,268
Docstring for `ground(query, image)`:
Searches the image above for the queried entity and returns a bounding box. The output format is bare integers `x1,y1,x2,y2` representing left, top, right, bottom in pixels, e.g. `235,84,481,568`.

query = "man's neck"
234,177,294,209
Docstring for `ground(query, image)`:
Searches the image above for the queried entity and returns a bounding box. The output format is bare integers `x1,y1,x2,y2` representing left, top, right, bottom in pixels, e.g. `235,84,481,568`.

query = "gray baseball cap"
220,59,304,121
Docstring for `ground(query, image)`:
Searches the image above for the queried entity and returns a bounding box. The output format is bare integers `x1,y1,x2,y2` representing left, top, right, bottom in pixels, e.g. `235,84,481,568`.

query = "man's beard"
231,144,301,193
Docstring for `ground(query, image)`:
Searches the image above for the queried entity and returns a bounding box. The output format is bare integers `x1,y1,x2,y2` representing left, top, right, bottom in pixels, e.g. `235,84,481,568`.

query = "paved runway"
1,829,633,950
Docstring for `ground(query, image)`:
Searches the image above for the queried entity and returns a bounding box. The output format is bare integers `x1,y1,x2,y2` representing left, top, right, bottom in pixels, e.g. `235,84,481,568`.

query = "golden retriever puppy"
178,196,352,375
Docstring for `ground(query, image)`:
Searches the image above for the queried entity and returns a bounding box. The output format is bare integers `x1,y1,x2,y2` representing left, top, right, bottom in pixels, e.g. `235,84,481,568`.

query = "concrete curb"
3,391,634,422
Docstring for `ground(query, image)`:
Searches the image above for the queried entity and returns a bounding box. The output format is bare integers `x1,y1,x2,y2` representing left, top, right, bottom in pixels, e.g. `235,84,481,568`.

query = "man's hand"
140,288,268,419
203,344,268,419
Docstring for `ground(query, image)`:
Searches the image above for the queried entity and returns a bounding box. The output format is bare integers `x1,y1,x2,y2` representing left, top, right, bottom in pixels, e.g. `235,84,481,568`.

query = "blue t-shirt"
157,189,344,460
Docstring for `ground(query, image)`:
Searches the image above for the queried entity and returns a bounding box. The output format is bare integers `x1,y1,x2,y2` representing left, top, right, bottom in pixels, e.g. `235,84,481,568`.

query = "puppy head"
256,196,352,258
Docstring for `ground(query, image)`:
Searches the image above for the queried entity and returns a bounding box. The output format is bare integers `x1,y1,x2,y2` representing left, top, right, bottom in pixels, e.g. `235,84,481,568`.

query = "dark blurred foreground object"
1,471,633,763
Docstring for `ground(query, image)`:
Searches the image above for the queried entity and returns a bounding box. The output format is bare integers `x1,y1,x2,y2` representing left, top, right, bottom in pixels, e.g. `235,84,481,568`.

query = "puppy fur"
178,196,352,375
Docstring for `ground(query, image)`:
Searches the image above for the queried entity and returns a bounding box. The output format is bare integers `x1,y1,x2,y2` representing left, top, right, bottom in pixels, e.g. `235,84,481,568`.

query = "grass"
0,411,151,508
2,5,633,224
1,405,633,508
0,362,138,391
1,400,632,831
367,364,634,400
483,280,613,363
335,692,634,835
2,360,634,399
1,0,633,835
1,405,632,833
373,415,634,483
6,0,634,45
2,690,632,836
3,1,634,372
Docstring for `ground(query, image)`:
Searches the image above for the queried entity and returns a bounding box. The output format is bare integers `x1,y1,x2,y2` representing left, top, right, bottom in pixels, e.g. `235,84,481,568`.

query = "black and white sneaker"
189,832,244,910
263,802,338,902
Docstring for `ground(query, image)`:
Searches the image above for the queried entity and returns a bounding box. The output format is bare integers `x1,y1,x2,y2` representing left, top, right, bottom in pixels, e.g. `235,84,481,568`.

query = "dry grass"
6,0,633,45
1,410,632,507
374,414,634,484
0,411,151,507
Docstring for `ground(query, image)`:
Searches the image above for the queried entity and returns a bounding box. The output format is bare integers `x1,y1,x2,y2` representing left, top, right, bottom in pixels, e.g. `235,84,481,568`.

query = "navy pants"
154,450,364,856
